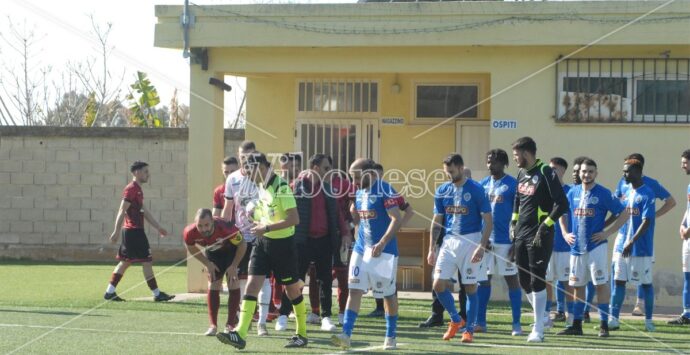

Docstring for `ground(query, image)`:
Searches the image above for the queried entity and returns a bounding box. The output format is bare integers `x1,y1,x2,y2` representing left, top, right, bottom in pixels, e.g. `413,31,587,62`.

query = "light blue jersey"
613,184,656,256
479,175,517,244
566,184,624,255
434,179,491,237
354,179,402,257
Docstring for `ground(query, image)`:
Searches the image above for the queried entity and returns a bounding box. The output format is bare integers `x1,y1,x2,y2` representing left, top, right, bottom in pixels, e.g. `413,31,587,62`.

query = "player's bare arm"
142,204,167,236
186,243,220,280
372,206,402,257
428,214,444,266
656,196,677,219
472,212,492,263
251,207,299,237
109,199,130,244
622,218,651,257
593,210,629,243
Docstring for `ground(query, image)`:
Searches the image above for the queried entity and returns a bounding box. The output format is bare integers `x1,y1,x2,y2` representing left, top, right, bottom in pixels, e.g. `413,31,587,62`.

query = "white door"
455,121,490,180
296,119,379,172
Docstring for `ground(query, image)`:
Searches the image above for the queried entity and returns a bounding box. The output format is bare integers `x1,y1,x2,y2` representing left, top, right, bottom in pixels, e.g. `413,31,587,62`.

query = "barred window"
556,58,690,123
298,80,378,114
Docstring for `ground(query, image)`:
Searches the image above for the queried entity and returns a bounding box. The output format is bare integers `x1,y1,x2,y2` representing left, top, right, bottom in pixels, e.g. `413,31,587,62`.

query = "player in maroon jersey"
104,161,174,302
184,208,247,335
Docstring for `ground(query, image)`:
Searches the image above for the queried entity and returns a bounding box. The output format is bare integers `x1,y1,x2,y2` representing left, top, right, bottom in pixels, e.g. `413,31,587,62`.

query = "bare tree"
168,88,190,128
68,14,125,126
0,18,47,126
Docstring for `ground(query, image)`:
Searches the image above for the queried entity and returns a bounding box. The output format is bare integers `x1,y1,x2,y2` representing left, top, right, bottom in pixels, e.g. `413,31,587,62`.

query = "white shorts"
434,233,482,285
612,252,653,286
568,244,609,287
485,243,518,277
348,251,398,298
546,251,570,282
683,238,690,273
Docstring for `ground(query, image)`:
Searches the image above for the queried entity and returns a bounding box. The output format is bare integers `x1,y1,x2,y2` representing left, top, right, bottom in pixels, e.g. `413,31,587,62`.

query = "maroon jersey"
183,218,242,252
122,182,144,229
213,184,225,210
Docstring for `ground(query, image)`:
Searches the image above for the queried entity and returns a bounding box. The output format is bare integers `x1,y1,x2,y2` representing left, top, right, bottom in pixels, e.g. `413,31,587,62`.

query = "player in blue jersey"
475,149,522,336
553,156,586,324
556,158,628,338
428,153,492,344
545,158,571,328
331,158,404,350
614,153,676,317
609,159,656,332
668,149,690,325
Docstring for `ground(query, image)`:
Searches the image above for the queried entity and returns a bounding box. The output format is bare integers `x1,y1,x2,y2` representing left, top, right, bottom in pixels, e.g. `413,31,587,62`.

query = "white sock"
533,290,547,334
645,318,654,325
152,288,160,297
684,308,690,315
258,279,271,324
106,284,116,294
526,292,535,309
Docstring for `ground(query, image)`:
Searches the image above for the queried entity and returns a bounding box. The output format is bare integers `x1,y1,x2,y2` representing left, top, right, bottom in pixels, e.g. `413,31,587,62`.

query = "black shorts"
249,236,299,285
206,248,237,281
238,242,253,278
117,229,152,263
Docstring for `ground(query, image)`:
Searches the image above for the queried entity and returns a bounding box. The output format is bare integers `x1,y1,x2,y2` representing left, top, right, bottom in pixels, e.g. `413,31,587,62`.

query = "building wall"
0,127,244,262
240,44,690,304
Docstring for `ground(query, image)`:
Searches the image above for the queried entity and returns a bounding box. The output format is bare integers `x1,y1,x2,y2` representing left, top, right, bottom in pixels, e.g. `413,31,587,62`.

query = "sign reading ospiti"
491,120,518,129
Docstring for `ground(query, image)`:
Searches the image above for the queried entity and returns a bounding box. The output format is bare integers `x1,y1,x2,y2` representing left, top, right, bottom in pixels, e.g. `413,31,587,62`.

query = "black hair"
223,156,238,165
682,149,690,160
511,137,537,155
443,154,464,167
550,157,568,170
309,153,329,168
580,158,597,168
625,153,645,167
239,140,256,151
487,149,509,166
130,161,148,173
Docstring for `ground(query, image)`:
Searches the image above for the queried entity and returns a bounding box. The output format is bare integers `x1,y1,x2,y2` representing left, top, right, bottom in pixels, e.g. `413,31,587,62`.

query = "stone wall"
0,127,244,261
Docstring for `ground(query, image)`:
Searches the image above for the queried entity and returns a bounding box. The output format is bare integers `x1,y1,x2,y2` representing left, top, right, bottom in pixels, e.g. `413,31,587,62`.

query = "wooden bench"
396,228,431,291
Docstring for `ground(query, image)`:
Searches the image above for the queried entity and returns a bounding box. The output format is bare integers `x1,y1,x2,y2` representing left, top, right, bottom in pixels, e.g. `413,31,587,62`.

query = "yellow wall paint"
184,42,690,302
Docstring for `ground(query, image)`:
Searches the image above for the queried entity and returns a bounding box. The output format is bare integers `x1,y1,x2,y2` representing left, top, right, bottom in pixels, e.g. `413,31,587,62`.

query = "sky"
0,0,355,126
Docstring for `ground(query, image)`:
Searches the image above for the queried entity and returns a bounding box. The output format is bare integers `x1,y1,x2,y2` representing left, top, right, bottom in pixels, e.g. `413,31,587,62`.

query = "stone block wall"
0,127,244,261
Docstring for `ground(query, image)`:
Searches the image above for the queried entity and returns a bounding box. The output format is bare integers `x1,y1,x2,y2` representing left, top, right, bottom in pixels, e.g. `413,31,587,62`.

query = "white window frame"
296,79,381,119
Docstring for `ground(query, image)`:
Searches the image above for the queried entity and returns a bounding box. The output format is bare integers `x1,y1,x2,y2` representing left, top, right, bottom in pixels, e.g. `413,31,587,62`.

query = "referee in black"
510,137,568,343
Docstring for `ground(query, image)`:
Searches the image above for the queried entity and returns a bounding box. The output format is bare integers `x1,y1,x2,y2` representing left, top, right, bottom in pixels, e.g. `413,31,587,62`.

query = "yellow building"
155,1,690,305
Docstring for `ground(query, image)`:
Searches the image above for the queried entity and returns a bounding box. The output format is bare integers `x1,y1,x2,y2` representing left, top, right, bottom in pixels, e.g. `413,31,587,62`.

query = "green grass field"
1,261,688,354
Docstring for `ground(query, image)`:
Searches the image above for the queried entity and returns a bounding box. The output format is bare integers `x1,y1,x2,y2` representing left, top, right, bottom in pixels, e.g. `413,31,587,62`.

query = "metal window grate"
555,58,690,124
298,80,378,114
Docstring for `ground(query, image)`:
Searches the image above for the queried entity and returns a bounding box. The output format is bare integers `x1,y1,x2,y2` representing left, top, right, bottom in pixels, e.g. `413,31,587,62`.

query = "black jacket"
292,177,340,247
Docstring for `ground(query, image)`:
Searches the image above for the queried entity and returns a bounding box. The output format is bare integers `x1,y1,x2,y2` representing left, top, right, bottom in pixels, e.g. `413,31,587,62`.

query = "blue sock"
574,301,586,321
342,309,358,336
643,284,654,320
508,288,522,325
637,284,644,299
437,289,461,323
598,303,609,327
611,283,626,320
567,301,574,316
465,291,478,333
683,272,690,318
556,281,566,313
385,314,398,338
584,282,596,313
476,284,491,327
545,299,553,315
